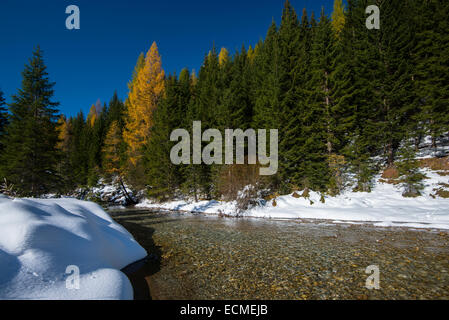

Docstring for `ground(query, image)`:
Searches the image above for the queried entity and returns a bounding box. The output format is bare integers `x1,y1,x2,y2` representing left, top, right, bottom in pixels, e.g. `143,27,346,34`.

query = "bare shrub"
0,178,17,197
217,163,261,201
216,163,267,214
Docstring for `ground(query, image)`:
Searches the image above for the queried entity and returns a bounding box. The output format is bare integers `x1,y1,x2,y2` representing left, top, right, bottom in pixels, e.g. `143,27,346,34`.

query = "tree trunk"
119,176,137,205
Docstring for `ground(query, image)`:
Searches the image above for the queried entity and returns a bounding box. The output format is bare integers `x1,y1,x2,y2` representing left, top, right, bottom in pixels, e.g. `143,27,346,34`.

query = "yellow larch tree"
56,115,70,152
218,47,230,67
87,104,98,127
331,0,345,38
247,45,255,64
102,120,122,177
124,41,165,166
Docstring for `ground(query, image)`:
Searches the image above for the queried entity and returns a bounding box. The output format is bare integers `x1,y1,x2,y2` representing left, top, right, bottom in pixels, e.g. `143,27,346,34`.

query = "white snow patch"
0,196,147,300
137,168,449,230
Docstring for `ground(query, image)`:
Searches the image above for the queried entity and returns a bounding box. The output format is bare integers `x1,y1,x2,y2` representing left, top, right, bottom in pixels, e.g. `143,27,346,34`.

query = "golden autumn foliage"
247,45,255,64
87,104,98,127
124,42,165,166
331,0,345,38
218,47,230,66
56,115,70,152
102,120,122,176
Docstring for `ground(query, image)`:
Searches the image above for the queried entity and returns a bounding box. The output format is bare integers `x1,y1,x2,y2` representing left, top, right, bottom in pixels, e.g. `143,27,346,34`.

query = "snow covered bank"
0,196,147,300
137,169,449,230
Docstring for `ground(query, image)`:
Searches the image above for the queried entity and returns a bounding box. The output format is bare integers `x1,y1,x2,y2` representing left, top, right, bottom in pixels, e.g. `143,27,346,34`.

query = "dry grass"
419,157,449,171
435,189,449,198
378,178,401,185
381,167,399,179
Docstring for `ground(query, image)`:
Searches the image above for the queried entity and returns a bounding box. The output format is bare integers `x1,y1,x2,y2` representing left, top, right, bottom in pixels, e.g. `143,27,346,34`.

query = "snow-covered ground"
137,168,449,230
0,196,147,300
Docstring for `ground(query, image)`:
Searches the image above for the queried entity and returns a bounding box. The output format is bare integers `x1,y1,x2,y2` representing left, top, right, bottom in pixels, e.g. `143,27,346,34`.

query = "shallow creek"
111,209,449,300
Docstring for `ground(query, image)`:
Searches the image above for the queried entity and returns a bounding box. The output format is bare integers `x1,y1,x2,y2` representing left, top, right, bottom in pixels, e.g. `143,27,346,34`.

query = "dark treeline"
0,0,448,202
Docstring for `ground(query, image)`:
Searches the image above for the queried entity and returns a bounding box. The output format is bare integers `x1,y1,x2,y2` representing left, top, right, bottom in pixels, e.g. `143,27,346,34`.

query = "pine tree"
397,139,425,198
276,3,317,191
377,0,415,166
252,21,281,132
0,89,8,153
70,111,89,187
412,0,449,148
0,47,60,196
106,91,126,130
145,75,183,200
301,8,336,192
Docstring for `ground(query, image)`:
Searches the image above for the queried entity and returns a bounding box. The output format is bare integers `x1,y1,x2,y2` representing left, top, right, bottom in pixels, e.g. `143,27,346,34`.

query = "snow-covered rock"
0,196,147,300
73,178,137,207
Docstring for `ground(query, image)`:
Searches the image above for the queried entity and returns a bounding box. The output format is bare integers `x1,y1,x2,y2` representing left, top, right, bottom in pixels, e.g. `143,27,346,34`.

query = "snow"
0,196,147,300
137,168,449,230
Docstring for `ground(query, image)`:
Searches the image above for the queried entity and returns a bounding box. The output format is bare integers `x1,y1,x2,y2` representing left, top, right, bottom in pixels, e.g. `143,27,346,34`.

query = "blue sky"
0,0,335,117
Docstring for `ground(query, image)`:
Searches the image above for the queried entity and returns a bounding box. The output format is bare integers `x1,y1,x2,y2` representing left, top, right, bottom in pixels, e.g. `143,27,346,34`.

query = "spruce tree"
0,89,7,153
0,47,60,196
70,111,89,187
145,75,182,200
302,8,336,192
412,0,449,148
182,50,221,200
252,21,281,132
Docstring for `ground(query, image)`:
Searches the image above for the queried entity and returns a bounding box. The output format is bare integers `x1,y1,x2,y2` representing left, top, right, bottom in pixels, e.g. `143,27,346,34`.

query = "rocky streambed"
111,210,449,300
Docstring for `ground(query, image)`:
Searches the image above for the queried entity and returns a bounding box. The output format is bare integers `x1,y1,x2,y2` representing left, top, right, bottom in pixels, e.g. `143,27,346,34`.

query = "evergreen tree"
412,0,449,147
106,91,126,130
301,8,336,192
182,50,221,200
145,74,186,200
252,21,281,132
70,111,89,187
0,89,8,152
397,139,425,198
0,47,60,196
338,0,382,191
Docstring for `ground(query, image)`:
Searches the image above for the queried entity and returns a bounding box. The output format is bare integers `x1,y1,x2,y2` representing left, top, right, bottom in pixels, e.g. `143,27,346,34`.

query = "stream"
110,209,449,300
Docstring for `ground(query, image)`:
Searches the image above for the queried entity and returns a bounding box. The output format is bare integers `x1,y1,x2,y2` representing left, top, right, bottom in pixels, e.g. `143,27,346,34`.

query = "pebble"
113,211,449,299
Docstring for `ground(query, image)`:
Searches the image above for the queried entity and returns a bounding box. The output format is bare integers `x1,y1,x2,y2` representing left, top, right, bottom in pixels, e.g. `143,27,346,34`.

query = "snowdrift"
0,196,147,300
